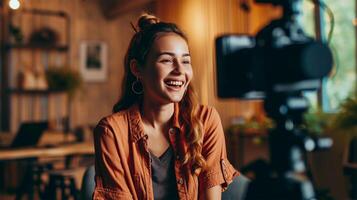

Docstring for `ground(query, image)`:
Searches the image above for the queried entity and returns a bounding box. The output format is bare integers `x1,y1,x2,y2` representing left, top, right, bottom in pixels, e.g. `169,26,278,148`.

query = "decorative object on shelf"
17,67,48,90
17,68,37,90
29,27,59,46
35,68,49,90
46,67,82,97
79,41,108,82
8,23,23,44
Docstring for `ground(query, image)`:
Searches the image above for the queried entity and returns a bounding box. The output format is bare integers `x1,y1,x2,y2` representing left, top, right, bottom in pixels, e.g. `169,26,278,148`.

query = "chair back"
80,165,95,200
222,174,250,200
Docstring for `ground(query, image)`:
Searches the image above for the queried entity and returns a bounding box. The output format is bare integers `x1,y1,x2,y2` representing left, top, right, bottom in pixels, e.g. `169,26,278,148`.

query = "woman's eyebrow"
157,52,191,57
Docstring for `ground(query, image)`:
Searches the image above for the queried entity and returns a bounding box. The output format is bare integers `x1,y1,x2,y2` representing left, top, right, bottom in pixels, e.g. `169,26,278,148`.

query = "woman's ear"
130,60,141,78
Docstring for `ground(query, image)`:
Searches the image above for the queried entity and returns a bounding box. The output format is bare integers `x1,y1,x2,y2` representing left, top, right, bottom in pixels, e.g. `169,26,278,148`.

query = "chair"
222,174,250,200
80,165,95,200
45,167,87,200
80,165,250,200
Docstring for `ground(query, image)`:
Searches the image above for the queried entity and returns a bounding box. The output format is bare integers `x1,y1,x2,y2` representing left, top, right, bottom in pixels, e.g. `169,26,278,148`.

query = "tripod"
244,91,332,200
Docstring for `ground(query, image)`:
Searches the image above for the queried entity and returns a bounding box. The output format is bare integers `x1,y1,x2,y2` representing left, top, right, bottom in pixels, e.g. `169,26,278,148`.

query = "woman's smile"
164,79,185,91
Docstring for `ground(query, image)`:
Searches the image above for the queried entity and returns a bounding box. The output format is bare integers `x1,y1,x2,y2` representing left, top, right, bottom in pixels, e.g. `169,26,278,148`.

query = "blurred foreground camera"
216,0,334,199
216,0,333,99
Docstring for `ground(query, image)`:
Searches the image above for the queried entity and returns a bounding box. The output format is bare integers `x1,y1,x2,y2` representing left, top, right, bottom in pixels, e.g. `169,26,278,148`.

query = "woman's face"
139,33,193,105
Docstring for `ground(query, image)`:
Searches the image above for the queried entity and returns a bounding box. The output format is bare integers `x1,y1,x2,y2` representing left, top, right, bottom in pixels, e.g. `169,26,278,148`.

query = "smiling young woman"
93,13,239,200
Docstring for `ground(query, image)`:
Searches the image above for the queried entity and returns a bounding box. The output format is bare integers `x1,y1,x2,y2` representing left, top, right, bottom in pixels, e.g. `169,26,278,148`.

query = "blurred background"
0,0,356,199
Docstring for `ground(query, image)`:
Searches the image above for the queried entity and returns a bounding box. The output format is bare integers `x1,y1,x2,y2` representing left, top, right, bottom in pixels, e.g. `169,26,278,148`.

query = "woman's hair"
112,13,206,175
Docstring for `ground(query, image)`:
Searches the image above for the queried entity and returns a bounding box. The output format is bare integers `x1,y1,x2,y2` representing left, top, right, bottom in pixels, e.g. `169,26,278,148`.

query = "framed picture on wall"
79,41,108,82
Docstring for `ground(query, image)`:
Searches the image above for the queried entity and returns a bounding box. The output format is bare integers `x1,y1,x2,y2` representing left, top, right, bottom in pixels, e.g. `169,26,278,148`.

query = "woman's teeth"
166,81,183,86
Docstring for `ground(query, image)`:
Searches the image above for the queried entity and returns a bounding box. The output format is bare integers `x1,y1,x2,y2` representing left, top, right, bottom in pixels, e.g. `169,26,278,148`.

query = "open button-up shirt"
93,103,239,200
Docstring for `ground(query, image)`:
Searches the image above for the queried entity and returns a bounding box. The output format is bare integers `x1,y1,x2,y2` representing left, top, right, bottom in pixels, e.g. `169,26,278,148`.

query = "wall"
8,0,153,129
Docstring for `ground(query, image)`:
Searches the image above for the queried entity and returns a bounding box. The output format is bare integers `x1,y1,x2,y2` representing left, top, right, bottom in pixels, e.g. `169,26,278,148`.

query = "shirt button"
176,155,180,160
177,178,184,184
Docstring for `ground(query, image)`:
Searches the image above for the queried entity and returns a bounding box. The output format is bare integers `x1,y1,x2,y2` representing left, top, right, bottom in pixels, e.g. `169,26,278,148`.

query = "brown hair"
112,14,205,175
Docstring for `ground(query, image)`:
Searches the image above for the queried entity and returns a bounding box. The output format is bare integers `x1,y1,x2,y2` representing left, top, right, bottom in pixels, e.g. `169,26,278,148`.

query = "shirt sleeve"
198,106,240,192
93,119,133,199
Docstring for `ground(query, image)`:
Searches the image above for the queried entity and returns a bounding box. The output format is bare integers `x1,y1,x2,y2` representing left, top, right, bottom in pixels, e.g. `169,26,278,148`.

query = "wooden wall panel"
155,0,281,128
8,0,152,130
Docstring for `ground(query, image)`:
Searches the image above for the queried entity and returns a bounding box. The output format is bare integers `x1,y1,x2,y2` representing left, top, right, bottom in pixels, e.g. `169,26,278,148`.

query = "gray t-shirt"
150,146,179,200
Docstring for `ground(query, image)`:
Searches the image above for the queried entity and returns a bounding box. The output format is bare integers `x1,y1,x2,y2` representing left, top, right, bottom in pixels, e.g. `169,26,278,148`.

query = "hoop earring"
131,78,143,95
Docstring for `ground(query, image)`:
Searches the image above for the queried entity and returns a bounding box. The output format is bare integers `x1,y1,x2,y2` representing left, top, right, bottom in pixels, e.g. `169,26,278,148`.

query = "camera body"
215,0,333,99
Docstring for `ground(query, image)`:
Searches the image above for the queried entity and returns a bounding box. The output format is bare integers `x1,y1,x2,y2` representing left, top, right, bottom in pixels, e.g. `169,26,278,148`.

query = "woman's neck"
140,100,174,129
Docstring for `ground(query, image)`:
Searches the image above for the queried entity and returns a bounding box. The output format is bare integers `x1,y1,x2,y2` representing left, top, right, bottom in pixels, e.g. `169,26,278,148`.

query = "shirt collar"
128,102,181,143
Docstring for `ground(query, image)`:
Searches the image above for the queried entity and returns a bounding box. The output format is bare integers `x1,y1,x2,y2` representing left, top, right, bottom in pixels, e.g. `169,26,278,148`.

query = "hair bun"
137,13,160,31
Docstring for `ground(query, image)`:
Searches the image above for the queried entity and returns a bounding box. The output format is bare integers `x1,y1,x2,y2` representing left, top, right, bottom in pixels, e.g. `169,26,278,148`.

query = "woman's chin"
167,96,183,103
165,93,184,103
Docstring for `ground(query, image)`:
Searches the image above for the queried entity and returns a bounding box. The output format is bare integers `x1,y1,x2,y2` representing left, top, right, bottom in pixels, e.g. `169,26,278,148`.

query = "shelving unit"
5,43,69,51
7,89,66,95
0,8,71,132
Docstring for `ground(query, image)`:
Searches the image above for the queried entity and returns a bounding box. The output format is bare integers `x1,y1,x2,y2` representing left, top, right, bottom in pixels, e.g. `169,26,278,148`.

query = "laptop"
1,121,48,149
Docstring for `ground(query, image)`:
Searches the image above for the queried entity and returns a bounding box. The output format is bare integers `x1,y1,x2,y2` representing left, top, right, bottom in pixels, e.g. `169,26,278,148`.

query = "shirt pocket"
93,187,133,200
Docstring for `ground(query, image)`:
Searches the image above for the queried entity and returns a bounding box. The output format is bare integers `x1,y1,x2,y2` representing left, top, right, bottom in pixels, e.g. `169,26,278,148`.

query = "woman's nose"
173,59,184,73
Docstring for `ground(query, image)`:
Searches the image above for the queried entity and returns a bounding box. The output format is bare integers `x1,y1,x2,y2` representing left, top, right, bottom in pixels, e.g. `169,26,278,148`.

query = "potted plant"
333,94,357,132
333,93,357,200
302,109,335,136
46,67,82,98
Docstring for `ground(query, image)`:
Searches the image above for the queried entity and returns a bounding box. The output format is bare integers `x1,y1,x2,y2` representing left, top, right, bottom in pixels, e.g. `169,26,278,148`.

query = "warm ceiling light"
9,0,21,10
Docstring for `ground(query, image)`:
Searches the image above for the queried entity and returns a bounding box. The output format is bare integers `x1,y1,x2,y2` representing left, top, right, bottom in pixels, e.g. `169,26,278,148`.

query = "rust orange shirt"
93,103,239,200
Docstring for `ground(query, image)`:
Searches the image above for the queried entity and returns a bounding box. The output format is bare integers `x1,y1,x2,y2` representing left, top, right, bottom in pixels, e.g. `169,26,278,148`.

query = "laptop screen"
10,121,48,148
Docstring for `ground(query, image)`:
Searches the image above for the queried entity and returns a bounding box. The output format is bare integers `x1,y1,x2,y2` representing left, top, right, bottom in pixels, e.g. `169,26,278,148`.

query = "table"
0,142,94,199
0,142,94,161
0,131,77,148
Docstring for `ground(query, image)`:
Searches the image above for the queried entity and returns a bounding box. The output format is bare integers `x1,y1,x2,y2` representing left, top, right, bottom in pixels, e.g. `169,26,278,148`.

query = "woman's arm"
198,106,239,200
205,185,222,200
93,119,133,199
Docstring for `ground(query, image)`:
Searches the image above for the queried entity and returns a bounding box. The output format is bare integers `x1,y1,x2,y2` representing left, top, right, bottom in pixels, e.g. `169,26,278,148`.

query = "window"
302,0,356,111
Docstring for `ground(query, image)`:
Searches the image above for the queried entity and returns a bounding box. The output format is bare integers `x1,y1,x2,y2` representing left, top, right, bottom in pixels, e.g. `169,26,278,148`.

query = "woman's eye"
182,60,191,65
160,59,173,63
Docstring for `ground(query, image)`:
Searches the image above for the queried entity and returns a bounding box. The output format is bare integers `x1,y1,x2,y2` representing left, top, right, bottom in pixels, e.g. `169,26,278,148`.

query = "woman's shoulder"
196,104,221,123
95,108,130,129
93,108,133,141
196,105,223,138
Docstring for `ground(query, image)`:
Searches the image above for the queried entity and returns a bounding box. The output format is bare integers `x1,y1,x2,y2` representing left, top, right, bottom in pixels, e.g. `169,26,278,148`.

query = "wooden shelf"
7,89,67,95
5,43,69,52
1,8,71,132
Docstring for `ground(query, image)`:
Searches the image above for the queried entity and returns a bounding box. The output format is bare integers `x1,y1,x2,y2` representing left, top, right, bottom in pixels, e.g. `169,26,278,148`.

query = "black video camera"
216,1,335,199
216,0,333,99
